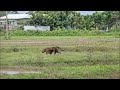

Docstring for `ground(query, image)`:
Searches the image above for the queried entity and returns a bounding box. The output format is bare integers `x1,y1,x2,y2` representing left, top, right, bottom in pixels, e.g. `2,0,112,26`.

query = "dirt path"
0,39,93,46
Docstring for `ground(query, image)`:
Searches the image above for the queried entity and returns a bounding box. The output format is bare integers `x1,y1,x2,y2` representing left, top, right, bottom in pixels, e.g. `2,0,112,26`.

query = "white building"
0,14,31,29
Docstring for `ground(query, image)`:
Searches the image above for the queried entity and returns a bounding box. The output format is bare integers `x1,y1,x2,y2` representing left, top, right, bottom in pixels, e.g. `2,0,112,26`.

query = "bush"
0,29,6,36
9,29,120,36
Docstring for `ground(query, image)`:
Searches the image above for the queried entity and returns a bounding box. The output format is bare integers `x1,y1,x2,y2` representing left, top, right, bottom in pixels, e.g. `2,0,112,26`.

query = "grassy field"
0,36,120,79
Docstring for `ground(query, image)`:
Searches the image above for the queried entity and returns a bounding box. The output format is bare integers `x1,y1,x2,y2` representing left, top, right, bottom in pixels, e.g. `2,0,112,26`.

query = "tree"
103,11,120,30
29,11,120,31
29,11,80,30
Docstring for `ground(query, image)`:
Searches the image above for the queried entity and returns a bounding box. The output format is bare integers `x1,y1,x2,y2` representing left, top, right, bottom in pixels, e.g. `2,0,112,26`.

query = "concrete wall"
24,26,50,31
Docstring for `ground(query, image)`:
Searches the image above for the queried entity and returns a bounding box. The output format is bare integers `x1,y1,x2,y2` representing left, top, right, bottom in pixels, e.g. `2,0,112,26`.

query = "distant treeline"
29,11,120,31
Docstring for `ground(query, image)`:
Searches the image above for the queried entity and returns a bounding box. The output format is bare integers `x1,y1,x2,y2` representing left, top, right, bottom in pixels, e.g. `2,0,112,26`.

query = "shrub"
9,29,120,36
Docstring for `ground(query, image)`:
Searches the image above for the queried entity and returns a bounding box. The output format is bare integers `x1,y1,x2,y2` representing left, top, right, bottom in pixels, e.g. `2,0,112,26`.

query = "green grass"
0,65,119,79
8,29,120,36
0,50,119,67
0,36,117,40
0,36,120,79
0,29,120,37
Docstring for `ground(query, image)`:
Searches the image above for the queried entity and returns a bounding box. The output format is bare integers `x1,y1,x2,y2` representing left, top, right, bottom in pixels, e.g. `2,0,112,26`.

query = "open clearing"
0,36,120,79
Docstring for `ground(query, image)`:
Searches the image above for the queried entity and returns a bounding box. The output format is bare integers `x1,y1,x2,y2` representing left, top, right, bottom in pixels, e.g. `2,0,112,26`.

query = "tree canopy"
29,11,120,31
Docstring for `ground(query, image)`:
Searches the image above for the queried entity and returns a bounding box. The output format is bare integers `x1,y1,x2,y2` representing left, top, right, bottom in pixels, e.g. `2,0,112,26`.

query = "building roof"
0,14,31,20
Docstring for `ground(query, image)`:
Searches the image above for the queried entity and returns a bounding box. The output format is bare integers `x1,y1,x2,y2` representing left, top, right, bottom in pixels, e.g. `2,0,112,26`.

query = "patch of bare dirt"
0,70,41,75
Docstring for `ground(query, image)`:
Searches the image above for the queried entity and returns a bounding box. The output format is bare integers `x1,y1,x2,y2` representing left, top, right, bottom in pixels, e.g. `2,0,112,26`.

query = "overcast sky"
80,11,95,15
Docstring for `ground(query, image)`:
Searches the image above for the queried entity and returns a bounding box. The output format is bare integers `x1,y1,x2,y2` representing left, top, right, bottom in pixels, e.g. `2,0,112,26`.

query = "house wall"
0,14,31,30
17,19,30,25
9,20,17,26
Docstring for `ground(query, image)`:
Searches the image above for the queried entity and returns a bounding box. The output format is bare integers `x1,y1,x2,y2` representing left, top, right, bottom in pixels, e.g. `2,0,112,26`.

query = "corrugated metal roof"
0,14,31,20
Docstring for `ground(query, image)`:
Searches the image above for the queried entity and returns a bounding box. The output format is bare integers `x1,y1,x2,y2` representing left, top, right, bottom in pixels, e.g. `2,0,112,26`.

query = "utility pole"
6,11,9,39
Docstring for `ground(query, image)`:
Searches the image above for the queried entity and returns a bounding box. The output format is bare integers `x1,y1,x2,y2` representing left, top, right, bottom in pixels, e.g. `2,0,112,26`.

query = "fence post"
5,11,9,40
